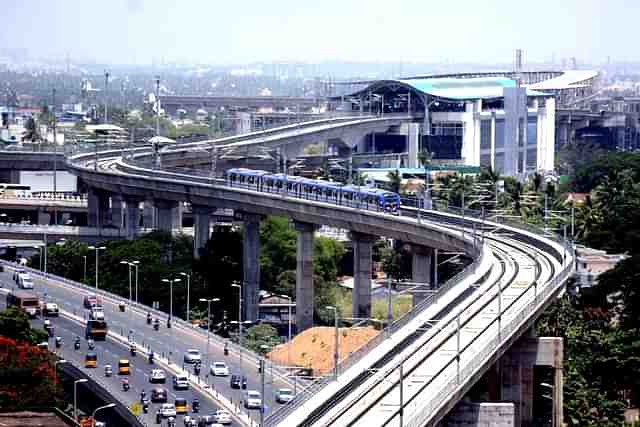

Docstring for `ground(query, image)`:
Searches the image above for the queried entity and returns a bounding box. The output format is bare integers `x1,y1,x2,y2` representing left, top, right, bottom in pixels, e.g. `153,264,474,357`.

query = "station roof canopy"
341,77,549,102
528,70,599,91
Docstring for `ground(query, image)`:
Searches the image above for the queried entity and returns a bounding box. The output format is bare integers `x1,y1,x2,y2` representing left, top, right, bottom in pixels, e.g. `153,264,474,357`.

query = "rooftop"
529,70,599,91
399,76,549,100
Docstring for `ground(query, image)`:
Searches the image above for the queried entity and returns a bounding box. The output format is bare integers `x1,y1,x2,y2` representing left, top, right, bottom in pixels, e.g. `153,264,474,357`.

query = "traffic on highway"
0,265,273,427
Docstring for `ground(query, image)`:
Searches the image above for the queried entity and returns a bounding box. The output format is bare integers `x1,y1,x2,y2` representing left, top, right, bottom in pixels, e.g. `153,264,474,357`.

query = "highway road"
0,269,257,426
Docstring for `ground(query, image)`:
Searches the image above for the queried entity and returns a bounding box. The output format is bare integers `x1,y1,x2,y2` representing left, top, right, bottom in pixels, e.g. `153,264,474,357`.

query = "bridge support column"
405,122,421,168
154,200,179,232
123,196,141,240
193,205,213,259
350,232,375,319
295,222,317,333
242,213,261,322
111,194,124,229
411,245,433,306
142,201,155,229
499,334,563,427
87,188,110,229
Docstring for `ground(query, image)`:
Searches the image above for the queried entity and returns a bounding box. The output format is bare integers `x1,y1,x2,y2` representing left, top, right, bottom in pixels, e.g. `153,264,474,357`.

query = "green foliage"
260,217,297,291
0,307,48,345
243,324,280,354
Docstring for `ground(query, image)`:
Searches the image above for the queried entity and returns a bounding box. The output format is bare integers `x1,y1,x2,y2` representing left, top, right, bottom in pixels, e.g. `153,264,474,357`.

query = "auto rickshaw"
118,359,131,375
174,397,188,415
85,352,98,368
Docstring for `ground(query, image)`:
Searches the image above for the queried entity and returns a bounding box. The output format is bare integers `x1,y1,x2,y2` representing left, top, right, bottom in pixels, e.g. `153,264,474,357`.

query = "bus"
0,183,31,198
85,319,108,341
6,291,39,317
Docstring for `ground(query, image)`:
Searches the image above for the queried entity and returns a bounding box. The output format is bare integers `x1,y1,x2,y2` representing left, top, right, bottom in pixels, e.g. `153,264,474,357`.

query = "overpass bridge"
30,115,573,426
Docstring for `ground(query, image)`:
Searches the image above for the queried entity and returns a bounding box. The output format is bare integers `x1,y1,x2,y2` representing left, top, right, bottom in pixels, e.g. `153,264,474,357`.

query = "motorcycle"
130,346,137,356
74,339,81,350
167,417,176,427
192,399,200,413
147,313,152,325
122,379,130,391
87,339,95,350
224,342,229,356
55,337,62,348
148,352,155,364
142,401,149,414
140,390,147,403
194,364,201,376
153,320,159,331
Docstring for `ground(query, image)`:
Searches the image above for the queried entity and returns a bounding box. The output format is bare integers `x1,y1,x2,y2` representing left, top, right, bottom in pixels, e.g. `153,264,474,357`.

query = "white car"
244,390,262,409
158,403,176,418
149,369,166,383
90,307,105,320
173,374,189,390
210,361,229,376
18,274,34,290
213,409,232,425
183,349,201,364
44,303,59,317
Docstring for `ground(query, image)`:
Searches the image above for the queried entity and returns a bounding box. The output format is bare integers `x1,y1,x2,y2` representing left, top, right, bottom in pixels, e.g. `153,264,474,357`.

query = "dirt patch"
267,326,380,376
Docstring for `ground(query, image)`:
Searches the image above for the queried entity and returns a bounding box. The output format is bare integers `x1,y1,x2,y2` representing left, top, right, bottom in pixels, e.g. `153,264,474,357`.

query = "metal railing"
263,246,489,426
406,261,574,427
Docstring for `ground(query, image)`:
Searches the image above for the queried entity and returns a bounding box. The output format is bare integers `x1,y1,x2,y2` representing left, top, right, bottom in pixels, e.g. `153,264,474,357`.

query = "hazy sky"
2,0,637,65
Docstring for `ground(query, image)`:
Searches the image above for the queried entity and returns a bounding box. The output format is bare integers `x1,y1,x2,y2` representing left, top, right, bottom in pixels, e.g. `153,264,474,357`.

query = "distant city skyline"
2,0,638,66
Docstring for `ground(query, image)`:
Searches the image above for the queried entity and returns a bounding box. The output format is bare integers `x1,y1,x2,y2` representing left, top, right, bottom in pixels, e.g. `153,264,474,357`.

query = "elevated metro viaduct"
67,116,475,334
47,115,573,427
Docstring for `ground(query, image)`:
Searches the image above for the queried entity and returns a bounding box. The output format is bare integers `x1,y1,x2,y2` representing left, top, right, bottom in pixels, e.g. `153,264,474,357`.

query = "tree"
0,336,57,411
243,324,280,354
0,307,48,345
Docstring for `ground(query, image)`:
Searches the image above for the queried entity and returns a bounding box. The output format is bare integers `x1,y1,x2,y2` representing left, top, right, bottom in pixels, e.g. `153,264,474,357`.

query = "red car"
83,294,102,309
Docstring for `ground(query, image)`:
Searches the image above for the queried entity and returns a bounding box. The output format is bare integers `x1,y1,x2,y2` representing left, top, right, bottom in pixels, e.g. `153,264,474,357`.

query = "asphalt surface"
0,267,291,423
0,271,248,427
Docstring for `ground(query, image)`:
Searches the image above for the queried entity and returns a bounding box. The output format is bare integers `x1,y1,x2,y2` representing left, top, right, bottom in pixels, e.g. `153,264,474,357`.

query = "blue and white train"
226,168,401,213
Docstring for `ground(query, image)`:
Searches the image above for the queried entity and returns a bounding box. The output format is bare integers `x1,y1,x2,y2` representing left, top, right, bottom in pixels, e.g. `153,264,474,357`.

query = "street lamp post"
120,261,133,310
162,278,182,328
325,306,339,380
92,403,116,424
73,378,88,421
87,246,106,291
199,297,220,373
82,255,87,282
231,282,245,375
53,359,66,400
133,261,140,303
278,294,293,368
180,272,191,324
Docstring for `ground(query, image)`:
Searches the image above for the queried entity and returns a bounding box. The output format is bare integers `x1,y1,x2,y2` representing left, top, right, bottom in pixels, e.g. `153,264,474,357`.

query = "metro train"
226,168,401,213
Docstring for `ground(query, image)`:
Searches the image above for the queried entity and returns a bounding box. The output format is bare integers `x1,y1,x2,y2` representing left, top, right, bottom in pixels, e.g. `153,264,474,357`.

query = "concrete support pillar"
295,222,317,333
193,205,213,259
500,334,563,426
173,202,183,232
154,199,179,232
37,209,51,225
242,213,261,322
411,245,433,306
123,196,141,240
405,122,421,168
111,194,124,229
350,232,375,319
87,188,110,229
142,201,155,229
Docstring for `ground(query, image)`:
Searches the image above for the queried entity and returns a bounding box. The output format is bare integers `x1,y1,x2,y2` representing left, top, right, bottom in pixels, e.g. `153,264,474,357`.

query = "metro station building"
334,71,597,178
